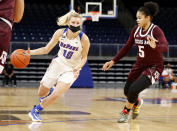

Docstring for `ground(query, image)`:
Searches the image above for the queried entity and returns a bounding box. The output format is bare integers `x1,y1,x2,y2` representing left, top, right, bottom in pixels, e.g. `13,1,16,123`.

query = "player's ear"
145,15,151,21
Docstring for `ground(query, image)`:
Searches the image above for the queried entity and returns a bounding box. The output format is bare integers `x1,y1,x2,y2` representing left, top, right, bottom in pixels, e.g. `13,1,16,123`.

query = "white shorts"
40,58,77,88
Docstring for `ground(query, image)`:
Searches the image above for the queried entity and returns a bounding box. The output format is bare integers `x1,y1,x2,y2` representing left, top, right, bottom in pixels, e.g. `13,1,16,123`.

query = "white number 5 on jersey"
138,46,144,58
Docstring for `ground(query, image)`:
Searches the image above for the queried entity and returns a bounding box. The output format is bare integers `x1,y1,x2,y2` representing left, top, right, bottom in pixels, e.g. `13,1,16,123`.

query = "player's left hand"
147,36,156,49
25,47,31,55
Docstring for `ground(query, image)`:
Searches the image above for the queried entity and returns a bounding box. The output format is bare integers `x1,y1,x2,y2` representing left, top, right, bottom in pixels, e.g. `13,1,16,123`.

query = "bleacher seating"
84,19,129,43
89,60,134,83
12,4,129,44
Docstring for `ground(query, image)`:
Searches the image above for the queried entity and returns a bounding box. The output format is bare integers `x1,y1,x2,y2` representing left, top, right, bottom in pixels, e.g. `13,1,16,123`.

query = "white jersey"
56,28,83,67
165,68,173,79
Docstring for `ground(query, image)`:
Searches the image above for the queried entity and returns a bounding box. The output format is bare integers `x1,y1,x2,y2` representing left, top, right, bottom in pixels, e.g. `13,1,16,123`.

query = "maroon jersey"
113,23,168,66
0,0,15,24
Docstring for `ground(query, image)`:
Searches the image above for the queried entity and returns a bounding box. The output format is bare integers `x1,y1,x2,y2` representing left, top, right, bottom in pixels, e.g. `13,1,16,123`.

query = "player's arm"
102,26,136,71
30,29,63,55
14,0,24,23
74,34,90,71
112,27,136,63
148,26,168,52
154,26,168,52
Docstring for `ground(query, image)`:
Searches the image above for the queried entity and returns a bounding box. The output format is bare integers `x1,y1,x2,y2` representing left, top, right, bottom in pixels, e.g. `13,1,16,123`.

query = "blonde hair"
57,10,82,26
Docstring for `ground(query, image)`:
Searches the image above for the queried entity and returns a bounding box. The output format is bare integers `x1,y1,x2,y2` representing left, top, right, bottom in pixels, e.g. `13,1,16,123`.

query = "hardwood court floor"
0,87,177,131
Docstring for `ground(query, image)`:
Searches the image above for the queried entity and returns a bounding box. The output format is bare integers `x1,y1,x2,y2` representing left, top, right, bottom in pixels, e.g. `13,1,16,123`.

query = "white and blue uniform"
41,28,84,88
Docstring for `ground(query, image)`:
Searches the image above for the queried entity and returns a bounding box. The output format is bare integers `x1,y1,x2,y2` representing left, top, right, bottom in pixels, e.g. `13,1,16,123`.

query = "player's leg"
38,59,60,102
29,81,71,122
28,83,54,121
28,83,56,122
124,80,143,112
119,64,142,122
40,82,70,108
28,60,59,121
28,82,70,122
118,75,151,123
118,81,132,123
39,86,55,102
40,71,78,108
124,80,132,97
38,84,49,97
29,71,78,122
132,66,163,119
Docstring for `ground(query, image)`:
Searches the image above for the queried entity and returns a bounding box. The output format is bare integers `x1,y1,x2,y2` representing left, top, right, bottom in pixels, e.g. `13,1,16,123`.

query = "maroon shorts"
0,20,12,73
128,62,164,84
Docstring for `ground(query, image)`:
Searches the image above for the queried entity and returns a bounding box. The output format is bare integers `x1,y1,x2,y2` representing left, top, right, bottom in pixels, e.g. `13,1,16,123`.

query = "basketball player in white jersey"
28,10,90,121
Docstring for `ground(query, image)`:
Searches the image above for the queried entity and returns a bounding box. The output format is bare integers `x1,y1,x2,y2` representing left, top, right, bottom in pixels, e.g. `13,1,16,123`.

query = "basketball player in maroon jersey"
0,0,24,74
102,2,168,123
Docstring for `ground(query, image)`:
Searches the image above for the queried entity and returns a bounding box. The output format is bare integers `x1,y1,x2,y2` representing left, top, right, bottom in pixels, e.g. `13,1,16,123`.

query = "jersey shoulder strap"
62,28,69,38
79,31,84,40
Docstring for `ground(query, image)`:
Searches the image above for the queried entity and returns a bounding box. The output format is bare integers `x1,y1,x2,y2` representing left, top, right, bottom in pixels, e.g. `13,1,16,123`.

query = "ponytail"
138,2,159,20
57,10,82,26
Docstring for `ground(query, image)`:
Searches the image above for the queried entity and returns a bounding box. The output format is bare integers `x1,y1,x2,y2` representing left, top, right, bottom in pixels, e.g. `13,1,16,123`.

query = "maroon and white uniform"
113,23,168,84
0,0,15,73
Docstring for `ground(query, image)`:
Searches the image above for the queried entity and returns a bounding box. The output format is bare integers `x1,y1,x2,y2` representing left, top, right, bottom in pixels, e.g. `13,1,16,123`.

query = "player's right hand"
102,60,115,71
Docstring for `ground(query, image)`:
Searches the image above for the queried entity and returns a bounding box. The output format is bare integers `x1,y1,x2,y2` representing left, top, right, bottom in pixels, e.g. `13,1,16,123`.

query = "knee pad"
127,87,138,103
126,75,151,103
124,81,132,97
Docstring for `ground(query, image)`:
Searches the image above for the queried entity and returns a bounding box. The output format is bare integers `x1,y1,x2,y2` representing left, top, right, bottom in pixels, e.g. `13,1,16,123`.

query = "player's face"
136,11,150,28
68,17,82,33
69,17,81,27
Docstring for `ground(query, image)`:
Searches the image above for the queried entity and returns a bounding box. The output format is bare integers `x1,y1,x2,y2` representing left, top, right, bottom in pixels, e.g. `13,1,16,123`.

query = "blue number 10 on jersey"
63,50,74,59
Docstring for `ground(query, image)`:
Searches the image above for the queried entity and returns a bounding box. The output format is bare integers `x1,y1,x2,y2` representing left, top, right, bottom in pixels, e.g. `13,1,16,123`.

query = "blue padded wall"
71,61,94,88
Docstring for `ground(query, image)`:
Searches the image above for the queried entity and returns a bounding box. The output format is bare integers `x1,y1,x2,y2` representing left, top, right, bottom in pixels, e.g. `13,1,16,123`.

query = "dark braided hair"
138,2,159,20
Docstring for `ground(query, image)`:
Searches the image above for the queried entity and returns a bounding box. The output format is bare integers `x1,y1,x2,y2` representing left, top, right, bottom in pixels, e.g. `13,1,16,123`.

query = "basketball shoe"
117,110,130,123
28,105,42,122
39,87,54,102
132,98,144,119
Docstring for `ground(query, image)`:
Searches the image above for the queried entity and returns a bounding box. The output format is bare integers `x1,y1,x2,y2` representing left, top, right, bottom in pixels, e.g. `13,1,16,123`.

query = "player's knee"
124,81,132,97
38,91,46,97
127,88,139,103
127,95,138,103
38,84,49,97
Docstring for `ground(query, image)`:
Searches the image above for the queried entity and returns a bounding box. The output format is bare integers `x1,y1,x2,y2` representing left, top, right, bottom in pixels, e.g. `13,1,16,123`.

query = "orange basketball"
10,49,30,68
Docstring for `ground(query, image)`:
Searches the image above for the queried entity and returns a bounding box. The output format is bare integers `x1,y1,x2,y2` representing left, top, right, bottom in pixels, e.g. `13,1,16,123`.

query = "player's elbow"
44,47,50,54
46,50,50,54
